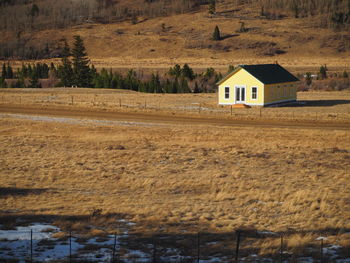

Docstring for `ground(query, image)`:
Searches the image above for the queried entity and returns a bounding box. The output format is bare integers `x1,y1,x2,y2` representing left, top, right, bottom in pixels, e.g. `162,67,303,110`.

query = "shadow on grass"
0,187,48,197
286,99,350,107
221,33,240,40
0,213,349,262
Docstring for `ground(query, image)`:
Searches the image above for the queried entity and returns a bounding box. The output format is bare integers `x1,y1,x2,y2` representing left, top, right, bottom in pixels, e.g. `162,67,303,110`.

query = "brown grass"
2,1,350,73
0,89,349,257
1,88,350,122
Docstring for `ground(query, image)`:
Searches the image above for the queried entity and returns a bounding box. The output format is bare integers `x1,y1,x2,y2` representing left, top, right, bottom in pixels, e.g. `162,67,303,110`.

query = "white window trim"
251,86,258,100
234,85,246,103
224,86,230,99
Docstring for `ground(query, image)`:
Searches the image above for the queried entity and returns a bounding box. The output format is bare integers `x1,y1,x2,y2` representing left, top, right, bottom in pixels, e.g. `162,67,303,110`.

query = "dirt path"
1,104,350,130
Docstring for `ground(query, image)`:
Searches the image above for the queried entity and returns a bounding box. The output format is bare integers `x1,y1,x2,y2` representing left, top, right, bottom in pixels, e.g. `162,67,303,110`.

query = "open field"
0,89,350,261
1,88,350,122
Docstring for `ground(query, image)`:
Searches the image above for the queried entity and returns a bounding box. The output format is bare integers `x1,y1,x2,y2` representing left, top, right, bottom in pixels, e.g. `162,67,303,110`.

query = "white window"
225,87,230,99
251,87,257,100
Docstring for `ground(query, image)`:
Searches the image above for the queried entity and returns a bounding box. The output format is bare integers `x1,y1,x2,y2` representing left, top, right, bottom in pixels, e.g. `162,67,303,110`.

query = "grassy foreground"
0,90,350,260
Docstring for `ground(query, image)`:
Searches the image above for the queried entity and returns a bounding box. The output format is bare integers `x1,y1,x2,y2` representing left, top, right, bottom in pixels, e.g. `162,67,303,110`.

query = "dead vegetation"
0,90,349,258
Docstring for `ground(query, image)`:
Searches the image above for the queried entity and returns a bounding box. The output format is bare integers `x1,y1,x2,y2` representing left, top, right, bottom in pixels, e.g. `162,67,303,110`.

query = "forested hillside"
0,0,349,64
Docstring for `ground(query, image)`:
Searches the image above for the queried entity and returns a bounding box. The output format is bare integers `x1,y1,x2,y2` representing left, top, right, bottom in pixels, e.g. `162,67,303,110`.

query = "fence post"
199,103,201,114
19,96,21,104
320,239,323,263
119,98,122,107
235,230,241,262
112,233,117,263
259,107,262,118
153,236,157,263
145,100,147,109
197,232,200,263
69,230,72,263
280,235,283,263
71,96,74,105
231,105,233,116
30,229,33,263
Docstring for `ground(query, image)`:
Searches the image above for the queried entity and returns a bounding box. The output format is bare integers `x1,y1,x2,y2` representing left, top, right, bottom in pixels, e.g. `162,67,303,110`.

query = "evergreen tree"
319,65,327,79
343,71,349,78
7,63,13,79
179,77,190,93
131,12,138,24
193,81,200,93
1,63,6,79
213,25,221,41
305,72,312,86
72,35,91,87
208,0,216,14
59,40,73,87
30,3,39,17
29,71,41,88
168,64,181,78
205,67,215,78
227,65,235,73
182,64,194,80
172,78,179,93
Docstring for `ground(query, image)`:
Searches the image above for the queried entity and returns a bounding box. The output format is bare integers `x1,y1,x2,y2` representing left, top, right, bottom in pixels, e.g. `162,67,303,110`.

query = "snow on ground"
0,113,167,128
1,222,350,262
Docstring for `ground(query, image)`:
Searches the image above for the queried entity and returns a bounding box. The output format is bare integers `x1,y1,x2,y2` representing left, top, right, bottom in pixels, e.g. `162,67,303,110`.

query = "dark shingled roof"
240,64,299,84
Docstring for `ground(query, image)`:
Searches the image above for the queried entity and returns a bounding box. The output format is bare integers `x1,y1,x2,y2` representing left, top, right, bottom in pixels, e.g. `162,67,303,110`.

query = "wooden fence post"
197,232,200,263
153,236,157,263
320,239,323,263
235,231,241,262
30,229,33,263
69,230,72,263
112,233,117,263
280,235,283,263
231,105,233,115
71,96,74,105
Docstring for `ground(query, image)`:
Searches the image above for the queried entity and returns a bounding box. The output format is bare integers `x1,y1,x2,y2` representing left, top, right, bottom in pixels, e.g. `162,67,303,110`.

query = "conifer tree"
29,71,41,88
182,64,194,80
1,63,6,79
72,35,91,87
213,25,221,41
59,40,73,87
319,65,327,79
168,64,181,78
194,81,200,93
208,0,216,14
6,63,13,79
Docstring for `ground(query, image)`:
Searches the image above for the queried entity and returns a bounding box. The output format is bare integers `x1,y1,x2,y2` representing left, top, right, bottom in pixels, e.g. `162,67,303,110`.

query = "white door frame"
235,85,246,103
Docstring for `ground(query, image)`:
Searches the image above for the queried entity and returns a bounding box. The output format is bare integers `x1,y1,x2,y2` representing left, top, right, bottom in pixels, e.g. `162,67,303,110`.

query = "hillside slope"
1,0,350,72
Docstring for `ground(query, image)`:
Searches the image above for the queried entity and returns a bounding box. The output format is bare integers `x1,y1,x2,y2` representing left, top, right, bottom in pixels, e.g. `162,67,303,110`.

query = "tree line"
0,35,221,93
258,0,350,28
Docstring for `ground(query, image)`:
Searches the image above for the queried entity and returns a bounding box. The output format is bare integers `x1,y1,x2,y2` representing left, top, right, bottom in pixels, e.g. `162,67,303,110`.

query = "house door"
235,86,246,103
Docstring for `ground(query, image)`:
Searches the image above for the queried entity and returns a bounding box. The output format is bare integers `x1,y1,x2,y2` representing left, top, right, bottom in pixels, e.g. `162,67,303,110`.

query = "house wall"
218,68,264,105
264,81,298,105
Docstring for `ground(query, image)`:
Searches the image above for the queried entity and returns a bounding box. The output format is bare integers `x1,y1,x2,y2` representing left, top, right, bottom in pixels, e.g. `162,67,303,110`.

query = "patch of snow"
0,224,59,241
0,113,167,128
316,236,327,241
257,231,278,236
297,257,314,263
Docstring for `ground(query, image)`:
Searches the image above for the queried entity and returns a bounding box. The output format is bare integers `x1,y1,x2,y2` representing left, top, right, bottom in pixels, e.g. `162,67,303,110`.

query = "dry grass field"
1,89,350,261
1,88,350,122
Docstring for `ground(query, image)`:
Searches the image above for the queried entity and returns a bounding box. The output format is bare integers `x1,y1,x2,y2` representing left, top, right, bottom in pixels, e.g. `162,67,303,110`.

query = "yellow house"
217,64,299,106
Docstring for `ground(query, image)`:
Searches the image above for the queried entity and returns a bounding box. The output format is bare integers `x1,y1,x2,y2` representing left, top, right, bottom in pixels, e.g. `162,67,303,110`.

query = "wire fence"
1,93,350,122
0,228,342,263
